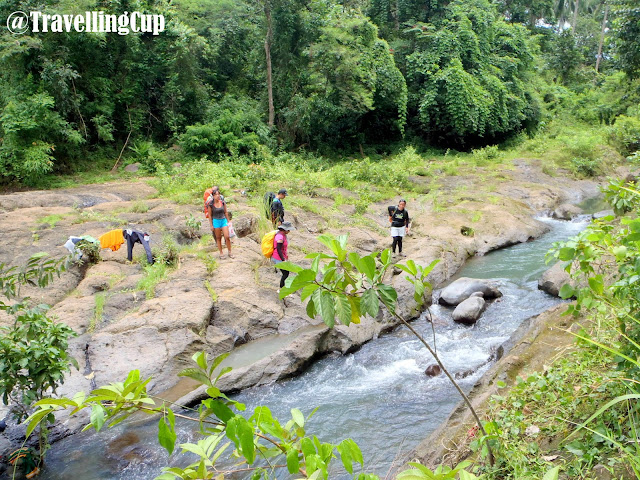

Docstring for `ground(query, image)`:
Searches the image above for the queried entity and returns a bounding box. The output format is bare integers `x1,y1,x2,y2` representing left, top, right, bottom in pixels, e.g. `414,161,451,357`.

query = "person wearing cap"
270,188,287,227
272,221,295,290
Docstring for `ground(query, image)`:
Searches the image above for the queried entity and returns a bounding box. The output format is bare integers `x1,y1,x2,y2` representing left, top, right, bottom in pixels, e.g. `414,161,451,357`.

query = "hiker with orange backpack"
206,189,233,259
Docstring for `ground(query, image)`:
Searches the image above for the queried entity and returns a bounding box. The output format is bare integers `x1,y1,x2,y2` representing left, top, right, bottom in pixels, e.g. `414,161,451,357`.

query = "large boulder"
452,296,486,325
233,215,258,238
593,209,614,219
552,203,583,220
538,261,574,297
439,278,502,306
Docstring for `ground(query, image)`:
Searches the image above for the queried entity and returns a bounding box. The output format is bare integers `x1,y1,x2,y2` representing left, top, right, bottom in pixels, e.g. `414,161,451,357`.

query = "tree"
610,0,640,78
406,0,539,146
0,254,76,469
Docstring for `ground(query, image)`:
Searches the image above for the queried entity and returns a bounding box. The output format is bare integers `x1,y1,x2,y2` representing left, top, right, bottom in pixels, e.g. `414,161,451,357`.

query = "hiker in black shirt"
388,199,410,256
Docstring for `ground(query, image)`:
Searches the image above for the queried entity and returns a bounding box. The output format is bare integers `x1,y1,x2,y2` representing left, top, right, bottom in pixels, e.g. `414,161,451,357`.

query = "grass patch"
128,200,150,213
37,213,68,228
89,292,106,332
137,262,172,299
71,209,126,225
288,196,322,215
204,279,218,302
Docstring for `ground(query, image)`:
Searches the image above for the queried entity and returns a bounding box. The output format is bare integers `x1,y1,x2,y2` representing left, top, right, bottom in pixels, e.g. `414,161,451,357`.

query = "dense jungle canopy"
0,0,639,184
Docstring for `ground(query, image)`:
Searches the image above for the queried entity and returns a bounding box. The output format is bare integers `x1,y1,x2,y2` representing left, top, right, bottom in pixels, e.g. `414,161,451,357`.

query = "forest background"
0,0,638,185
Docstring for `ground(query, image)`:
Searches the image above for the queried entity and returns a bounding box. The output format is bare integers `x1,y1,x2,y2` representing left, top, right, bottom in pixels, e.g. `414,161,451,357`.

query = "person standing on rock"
272,221,295,290
207,189,233,259
270,189,287,227
389,199,410,257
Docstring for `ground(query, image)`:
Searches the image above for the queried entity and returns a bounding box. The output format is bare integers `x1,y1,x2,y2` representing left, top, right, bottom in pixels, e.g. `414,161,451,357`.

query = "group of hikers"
203,186,411,292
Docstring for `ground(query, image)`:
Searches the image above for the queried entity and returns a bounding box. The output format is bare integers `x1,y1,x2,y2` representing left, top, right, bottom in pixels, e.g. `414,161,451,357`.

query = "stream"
37,215,592,480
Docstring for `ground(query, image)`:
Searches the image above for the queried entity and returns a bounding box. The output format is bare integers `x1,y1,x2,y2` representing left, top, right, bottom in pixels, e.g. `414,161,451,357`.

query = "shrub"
609,115,640,156
179,95,272,161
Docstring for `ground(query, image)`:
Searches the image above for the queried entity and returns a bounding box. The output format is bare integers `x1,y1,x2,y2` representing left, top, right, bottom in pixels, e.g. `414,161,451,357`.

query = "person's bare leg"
214,228,223,258
222,226,232,257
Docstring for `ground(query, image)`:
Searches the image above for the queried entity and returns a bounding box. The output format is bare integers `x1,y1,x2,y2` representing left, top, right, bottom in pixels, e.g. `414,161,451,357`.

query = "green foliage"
184,214,202,239
179,95,272,160
608,114,640,156
610,0,640,78
602,178,637,215
548,179,640,375
0,307,77,418
75,239,101,265
406,0,539,145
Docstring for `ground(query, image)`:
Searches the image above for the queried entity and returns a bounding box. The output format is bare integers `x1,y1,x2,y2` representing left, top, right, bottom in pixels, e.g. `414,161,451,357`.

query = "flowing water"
37,216,590,480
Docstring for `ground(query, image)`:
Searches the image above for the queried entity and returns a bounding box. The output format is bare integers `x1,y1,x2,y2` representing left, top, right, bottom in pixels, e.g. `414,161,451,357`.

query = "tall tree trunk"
596,5,608,73
571,0,580,31
264,1,275,128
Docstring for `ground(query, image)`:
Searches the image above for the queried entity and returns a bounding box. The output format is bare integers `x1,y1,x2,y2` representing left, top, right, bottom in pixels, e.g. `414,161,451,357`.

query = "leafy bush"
608,115,640,156
179,95,272,161
570,157,601,177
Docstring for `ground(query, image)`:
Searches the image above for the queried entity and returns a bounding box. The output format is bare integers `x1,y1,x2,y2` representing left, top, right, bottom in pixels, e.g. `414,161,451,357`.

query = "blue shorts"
212,218,228,229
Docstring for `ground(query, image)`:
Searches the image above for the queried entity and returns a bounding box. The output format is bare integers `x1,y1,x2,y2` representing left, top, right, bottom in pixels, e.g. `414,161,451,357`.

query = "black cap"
278,189,287,195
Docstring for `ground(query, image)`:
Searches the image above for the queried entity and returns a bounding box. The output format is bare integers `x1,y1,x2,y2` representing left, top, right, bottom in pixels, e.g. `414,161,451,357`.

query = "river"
36,215,590,480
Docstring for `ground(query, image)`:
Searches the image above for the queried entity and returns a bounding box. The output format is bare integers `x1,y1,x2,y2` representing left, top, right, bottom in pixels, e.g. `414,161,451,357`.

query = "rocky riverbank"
0,159,622,467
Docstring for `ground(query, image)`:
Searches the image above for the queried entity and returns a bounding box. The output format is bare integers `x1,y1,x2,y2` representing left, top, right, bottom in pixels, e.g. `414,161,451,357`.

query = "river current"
37,216,590,480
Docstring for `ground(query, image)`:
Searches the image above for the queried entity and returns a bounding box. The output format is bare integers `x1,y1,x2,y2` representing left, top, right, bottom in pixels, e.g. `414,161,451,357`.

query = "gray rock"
439,277,502,306
593,209,614,219
233,215,258,238
538,261,573,297
124,163,142,172
552,203,583,220
452,296,486,325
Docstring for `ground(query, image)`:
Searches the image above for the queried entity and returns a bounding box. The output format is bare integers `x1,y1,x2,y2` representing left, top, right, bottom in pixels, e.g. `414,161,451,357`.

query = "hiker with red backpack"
206,189,233,259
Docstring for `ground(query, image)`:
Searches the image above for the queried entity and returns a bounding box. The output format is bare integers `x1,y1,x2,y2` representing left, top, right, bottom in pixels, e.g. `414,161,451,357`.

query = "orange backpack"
203,188,214,218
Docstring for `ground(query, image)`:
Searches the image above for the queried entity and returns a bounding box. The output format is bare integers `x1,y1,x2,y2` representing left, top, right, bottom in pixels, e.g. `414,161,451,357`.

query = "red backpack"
203,188,214,218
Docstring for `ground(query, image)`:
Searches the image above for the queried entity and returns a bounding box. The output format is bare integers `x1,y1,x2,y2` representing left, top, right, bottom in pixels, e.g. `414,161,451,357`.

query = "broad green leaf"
337,441,353,474
459,471,479,480
335,294,352,326
291,408,305,428
405,259,418,276
588,275,604,295
178,368,211,387
359,255,376,280
158,415,177,455
301,283,320,301
377,284,398,312
287,447,300,474
542,466,560,480
380,249,391,265
91,404,105,432
558,283,575,299
25,408,54,437
205,399,234,423
558,247,576,261
314,289,335,327
289,270,317,290
348,296,361,324
360,288,379,318
193,351,208,371
274,261,304,273
306,298,317,319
